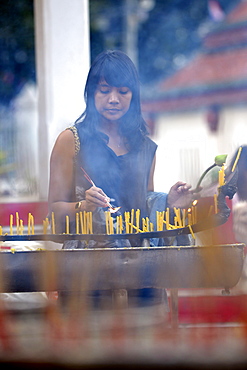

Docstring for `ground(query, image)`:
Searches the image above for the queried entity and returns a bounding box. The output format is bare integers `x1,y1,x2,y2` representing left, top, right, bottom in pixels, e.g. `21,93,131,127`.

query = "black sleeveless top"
61,125,167,307
74,124,157,218
63,124,157,249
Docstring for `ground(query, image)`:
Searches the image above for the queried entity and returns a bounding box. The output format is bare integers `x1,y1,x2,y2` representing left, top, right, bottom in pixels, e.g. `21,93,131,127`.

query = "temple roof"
142,1,247,114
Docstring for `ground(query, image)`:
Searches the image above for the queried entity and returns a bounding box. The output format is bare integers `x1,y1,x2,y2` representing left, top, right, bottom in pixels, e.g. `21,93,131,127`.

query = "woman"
48,50,192,247
48,50,193,310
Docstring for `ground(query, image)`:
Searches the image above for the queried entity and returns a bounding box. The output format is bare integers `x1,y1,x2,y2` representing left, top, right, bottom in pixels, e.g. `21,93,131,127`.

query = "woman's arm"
48,129,110,232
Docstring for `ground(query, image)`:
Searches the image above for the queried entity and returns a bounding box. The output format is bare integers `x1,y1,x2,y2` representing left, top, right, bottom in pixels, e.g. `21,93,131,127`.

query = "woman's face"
94,80,132,121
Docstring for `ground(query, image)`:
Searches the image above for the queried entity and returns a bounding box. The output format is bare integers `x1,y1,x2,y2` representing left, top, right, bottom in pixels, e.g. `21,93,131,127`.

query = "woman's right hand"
84,186,110,211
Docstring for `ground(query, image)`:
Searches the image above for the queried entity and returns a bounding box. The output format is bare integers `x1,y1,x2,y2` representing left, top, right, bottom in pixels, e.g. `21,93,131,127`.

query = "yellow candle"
146,217,150,232
187,212,192,226
192,200,198,224
142,218,146,232
83,211,87,234
136,209,140,231
66,215,69,234
88,212,93,234
28,212,31,235
165,208,170,230
232,146,242,172
174,216,178,228
16,212,19,235
51,212,56,234
75,213,79,234
0,226,2,235
10,214,13,235
119,215,123,234
43,219,48,234
85,212,89,234
130,209,134,233
109,216,114,234
79,211,84,234
31,214,34,235
161,211,165,231
106,211,110,234
156,211,159,231
182,209,186,227
125,212,130,233
174,208,182,227
214,194,218,214
218,164,225,187
188,224,195,239
19,220,24,235
43,220,46,234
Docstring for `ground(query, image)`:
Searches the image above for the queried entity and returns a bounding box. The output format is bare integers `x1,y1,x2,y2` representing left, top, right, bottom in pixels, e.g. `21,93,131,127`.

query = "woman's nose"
108,91,119,103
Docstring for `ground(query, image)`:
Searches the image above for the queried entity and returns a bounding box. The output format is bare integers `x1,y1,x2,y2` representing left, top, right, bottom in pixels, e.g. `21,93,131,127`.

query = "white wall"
152,107,247,193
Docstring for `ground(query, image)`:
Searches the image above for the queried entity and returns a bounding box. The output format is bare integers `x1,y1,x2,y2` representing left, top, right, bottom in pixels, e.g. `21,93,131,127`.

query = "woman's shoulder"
142,135,157,150
54,128,75,145
67,125,80,155
52,128,76,158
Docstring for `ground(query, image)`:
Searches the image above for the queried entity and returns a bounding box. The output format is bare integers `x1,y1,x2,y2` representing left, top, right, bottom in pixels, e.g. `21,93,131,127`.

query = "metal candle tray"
0,244,245,293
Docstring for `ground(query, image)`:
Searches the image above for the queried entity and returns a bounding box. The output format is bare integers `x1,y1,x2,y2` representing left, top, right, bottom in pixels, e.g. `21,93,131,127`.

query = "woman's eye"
100,89,110,94
119,90,129,95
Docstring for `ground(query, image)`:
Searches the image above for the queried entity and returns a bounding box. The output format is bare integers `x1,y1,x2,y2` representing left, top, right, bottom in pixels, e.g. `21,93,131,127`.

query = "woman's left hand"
167,181,193,209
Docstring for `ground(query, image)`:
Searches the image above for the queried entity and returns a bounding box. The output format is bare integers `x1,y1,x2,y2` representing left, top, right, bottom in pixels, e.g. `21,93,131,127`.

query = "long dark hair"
75,50,148,149
229,145,247,200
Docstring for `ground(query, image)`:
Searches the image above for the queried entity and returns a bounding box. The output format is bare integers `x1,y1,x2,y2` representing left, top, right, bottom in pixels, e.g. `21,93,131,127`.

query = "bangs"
99,59,135,89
